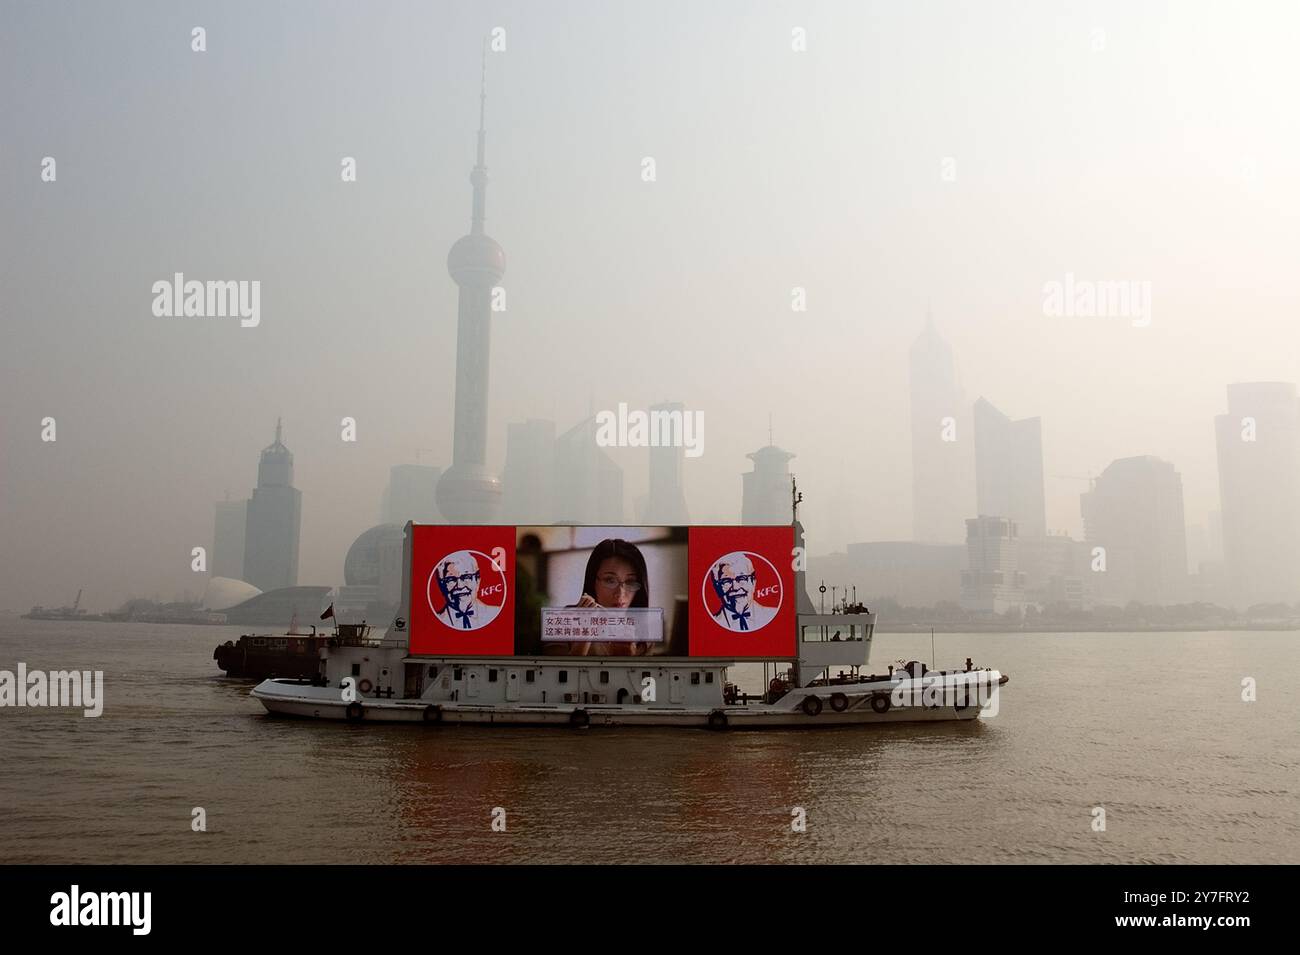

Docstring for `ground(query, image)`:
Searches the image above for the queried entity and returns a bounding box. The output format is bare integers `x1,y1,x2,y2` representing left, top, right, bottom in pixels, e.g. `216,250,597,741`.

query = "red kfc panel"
410,525,516,656
689,526,796,658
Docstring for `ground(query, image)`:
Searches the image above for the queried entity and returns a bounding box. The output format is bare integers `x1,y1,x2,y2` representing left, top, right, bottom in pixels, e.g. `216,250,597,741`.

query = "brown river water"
1,619,1296,864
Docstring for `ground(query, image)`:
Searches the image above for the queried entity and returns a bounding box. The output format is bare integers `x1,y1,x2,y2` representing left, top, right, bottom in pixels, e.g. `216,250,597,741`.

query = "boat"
214,626,333,680
251,489,1008,728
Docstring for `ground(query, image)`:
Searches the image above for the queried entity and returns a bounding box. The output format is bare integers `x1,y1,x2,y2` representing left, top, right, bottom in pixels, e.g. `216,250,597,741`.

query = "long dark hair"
581,539,650,608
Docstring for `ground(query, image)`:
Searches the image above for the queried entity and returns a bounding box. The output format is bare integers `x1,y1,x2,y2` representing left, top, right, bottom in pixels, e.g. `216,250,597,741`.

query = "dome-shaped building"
202,576,262,612
344,524,405,587
336,524,406,621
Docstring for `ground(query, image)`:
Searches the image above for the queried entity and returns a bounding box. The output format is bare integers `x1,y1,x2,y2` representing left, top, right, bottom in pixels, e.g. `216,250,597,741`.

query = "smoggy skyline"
3,1,1300,609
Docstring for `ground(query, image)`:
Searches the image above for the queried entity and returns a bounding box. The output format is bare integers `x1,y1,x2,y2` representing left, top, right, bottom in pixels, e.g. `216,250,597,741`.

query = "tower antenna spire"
470,39,490,235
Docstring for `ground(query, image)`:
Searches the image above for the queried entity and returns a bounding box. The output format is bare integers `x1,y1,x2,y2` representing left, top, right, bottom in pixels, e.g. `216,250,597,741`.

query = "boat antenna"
931,627,936,671
791,475,802,524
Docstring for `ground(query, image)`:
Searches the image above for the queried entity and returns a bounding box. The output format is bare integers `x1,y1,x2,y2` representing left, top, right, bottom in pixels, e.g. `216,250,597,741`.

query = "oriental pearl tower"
436,55,506,523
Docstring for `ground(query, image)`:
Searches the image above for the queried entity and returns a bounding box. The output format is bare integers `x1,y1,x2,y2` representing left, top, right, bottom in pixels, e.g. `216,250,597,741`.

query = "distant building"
222,586,331,627
336,524,405,620
381,464,442,526
212,497,247,581
1214,382,1300,605
640,401,690,525
201,576,261,612
1017,533,1092,611
813,541,965,607
501,419,557,524
436,72,505,523
961,516,1025,613
242,420,302,593
1080,456,1188,606
742,445,794,524
554,417,624,524
974,397,1046,539
909,319,974,543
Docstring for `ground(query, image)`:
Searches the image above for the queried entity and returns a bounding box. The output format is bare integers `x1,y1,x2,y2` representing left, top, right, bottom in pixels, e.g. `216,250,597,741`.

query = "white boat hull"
251,676,1001,728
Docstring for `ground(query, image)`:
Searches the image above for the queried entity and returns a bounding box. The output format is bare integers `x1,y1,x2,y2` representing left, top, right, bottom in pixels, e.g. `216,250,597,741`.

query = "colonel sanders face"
711,554,757,615
436,552,481,617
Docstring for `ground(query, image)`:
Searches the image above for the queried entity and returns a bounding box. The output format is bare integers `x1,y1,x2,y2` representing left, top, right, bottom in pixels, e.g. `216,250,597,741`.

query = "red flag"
320,603,335,620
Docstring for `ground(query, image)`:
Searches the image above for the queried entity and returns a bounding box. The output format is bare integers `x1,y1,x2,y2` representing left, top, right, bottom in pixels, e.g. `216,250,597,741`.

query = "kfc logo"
703,551,782,632
428,550,506,631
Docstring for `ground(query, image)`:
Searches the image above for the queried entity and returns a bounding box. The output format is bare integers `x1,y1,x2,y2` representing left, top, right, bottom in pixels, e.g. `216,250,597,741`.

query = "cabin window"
488,669,498,683
525,670,535,683
453,667,463,681
428,665,438,678
558,670,569,684
252,638,266,647
691,672,701,685
351,664,361,676
705,672,714,684
599,671,610,684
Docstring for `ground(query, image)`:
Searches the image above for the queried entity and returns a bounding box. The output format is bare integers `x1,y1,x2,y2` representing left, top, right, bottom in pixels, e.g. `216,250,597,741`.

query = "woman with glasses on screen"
568,538,650,656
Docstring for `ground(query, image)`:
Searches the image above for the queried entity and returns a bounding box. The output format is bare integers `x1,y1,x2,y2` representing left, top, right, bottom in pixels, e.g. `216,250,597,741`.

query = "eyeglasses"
440,571,480,587
596,575,642,593
716,574,756,588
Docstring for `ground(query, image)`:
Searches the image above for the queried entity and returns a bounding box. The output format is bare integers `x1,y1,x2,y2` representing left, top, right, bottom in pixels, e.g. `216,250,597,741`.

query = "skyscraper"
640,400,690,525
554,417,624,524
381,464,442,526
909,319,974,543
242,419,302,592
960,515,1025,613
436,60,505,523
973,397,1046,539
742,444,794,524
1214,382,1300,605
211,496,247,581
501,419,557,524
1081,456,1188,605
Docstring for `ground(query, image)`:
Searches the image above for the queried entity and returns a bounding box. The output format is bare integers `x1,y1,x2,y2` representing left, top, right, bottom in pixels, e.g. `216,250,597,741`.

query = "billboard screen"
409,524,795,659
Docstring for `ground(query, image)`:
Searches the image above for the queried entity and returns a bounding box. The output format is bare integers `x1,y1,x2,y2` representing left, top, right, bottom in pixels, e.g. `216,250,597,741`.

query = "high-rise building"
639,400,690,525
960,515,1025,613
212,496,247,581
1214,382,1300,605
436,64,505,523
381,464,442,526
554,417,623,524
1017,533,1092,610
1080,456,1188,605
974,397,1046,539
242,419,302,593
742,445,794,524
909,319,974,543
813,541,965,607
501,419,557,524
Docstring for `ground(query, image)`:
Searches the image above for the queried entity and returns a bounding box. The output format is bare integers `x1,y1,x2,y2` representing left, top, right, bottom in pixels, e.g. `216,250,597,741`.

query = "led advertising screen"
409,524,795,659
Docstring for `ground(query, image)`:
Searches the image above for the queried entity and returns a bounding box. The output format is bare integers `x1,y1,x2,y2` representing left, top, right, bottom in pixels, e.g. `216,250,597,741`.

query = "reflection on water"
0,620,1297,863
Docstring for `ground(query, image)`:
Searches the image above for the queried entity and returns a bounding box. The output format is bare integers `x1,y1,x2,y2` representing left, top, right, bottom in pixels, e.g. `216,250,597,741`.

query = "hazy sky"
3,0,1299,609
